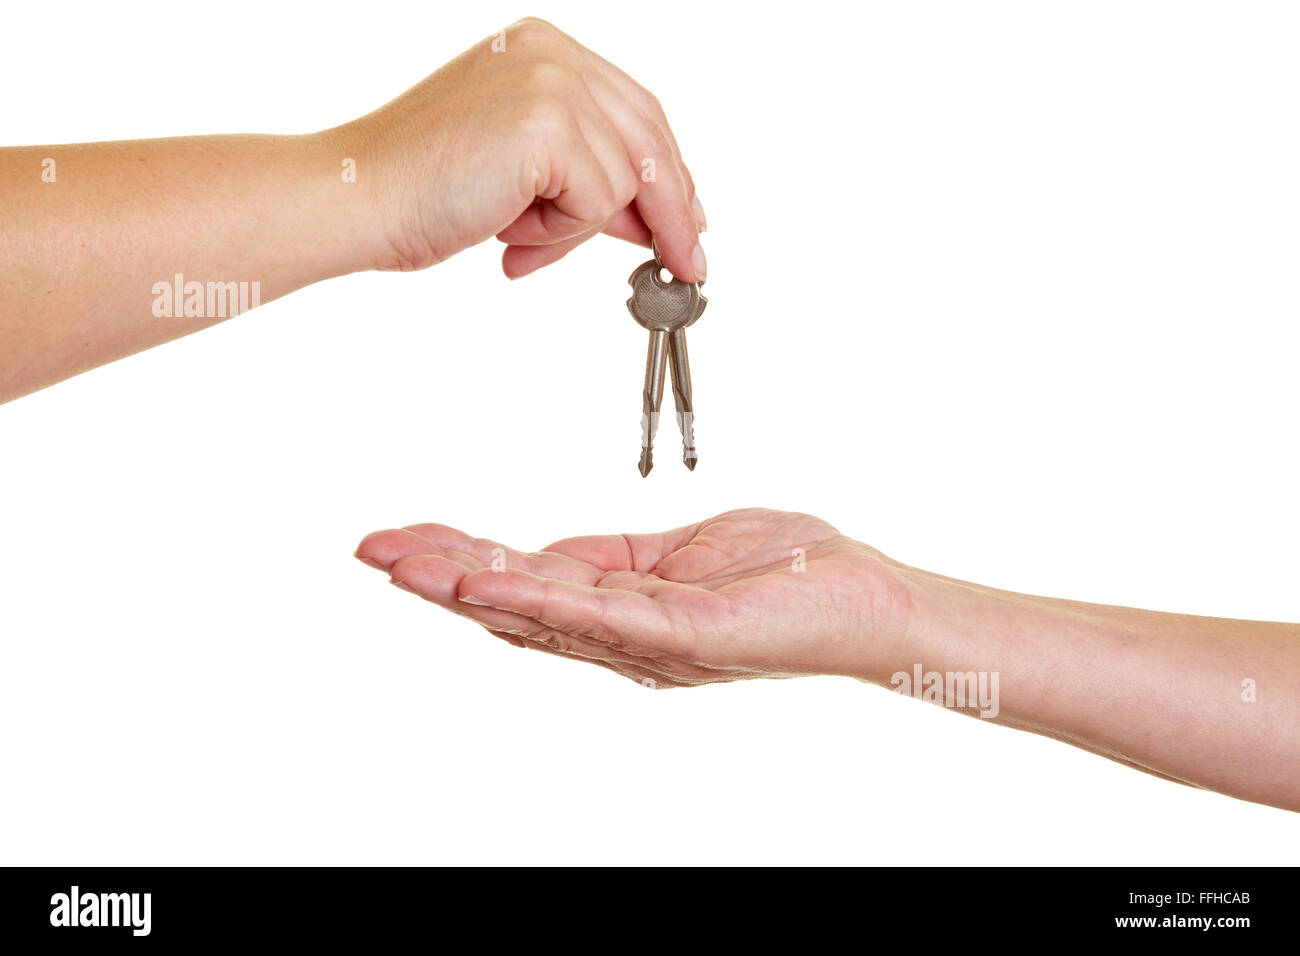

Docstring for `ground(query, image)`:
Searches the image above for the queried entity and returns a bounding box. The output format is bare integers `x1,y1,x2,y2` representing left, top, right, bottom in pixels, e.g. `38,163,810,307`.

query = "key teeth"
639,409,659,477
675,410,697,472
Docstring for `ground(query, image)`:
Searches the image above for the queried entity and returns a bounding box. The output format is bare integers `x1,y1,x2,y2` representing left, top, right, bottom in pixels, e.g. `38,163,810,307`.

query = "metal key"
626,243,706,476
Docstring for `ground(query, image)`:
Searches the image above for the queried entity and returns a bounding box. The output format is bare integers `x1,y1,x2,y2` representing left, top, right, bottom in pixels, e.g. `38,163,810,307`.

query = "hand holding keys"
626,242,707,476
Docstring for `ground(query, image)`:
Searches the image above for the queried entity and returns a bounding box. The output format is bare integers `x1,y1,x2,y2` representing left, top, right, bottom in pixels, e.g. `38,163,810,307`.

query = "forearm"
879,566,1300,810
0,129,378,402
1,21,708,403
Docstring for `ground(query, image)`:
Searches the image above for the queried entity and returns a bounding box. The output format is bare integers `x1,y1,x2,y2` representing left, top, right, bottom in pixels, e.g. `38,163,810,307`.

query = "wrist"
845,559,1017,688
810,542,931,684
288,126,392,278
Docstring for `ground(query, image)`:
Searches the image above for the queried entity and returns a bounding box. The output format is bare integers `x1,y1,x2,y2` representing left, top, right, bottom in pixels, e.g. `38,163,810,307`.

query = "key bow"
626,260,707,331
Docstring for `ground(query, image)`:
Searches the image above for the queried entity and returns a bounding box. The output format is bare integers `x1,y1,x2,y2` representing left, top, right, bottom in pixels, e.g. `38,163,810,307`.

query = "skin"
356,508,1300,813
5,18,1296,814
0,18,705,403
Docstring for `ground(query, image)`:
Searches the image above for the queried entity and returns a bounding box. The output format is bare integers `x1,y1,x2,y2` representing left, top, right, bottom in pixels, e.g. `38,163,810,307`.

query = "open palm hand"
356,508,905,687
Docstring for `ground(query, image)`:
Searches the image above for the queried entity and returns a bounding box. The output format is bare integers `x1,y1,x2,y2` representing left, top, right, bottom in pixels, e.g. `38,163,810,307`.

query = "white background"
2,0,1298,864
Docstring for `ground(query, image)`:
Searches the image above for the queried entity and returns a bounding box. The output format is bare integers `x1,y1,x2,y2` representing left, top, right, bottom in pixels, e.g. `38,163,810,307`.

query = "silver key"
626,244,706,476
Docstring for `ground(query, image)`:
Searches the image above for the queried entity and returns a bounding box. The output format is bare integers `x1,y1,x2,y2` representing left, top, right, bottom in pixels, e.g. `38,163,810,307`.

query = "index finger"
580,73,705,282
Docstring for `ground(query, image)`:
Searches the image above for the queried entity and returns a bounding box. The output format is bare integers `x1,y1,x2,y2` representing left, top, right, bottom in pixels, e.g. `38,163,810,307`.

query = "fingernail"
691,195,707,232
355,553,385,571
692,243,707,281
459,594,491,606
389,578,415,593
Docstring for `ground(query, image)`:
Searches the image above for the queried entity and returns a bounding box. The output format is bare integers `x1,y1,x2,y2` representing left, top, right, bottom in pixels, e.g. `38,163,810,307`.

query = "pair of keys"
625,242,707,476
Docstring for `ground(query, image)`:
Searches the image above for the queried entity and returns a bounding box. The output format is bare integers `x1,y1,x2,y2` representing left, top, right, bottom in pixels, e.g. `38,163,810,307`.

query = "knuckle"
535,630,572,654
523,60,578,98
614,168,639,208
512,17,561,44
639,124,671,159
593,182,621,221
519,95,571,140
641,91,668,123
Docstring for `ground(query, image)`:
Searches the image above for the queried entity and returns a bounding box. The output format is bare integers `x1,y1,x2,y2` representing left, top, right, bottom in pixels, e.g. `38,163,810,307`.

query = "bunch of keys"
626,241,707,476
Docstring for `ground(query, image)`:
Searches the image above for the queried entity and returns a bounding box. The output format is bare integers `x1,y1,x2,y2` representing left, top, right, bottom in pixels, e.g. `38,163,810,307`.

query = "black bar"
0,866,1286,945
